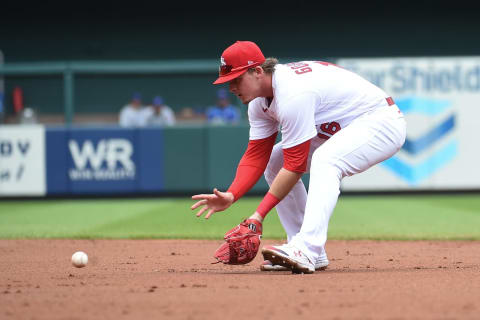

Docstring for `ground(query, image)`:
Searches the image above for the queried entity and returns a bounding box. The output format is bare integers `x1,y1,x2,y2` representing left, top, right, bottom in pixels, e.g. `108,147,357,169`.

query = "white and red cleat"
261,244,316,274
260,255,329,272
260,260,290,271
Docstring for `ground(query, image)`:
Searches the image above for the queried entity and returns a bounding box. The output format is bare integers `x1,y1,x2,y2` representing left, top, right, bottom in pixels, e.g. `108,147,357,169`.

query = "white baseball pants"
264,104,406,263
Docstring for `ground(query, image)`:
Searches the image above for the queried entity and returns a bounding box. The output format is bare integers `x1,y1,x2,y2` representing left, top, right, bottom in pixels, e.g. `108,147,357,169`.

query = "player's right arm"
191,132,278,219
191,99,278,219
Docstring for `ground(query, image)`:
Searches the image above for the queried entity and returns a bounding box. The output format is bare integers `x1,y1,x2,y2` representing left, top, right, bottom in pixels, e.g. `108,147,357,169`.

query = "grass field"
0,194,479,240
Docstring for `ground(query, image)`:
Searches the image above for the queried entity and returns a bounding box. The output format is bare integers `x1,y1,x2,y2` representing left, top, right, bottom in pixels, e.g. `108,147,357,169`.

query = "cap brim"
213,69,248,85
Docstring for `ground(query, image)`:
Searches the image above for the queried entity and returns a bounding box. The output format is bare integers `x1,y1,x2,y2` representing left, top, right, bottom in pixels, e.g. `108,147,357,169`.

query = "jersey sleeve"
248,98,279,140
278,92,318,149
283,138,311,173
164,107,176,125
227,132,278,201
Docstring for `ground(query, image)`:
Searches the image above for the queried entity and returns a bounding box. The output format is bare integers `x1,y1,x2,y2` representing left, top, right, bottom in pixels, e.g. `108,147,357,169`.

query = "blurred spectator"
19,107,38,124
119,92,150,127
206,88,240,125
177,107,196,121
146,96,176,126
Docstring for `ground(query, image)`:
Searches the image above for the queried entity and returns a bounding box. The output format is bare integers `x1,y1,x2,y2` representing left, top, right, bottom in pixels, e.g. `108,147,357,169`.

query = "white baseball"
71,251,88,268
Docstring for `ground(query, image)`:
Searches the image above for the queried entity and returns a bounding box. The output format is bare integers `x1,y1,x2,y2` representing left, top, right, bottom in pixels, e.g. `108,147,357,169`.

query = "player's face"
229,71,262,104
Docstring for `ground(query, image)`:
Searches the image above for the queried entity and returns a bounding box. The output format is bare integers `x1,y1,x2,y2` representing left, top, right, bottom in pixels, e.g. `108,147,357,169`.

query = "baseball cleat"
314,254,329,271
260,255,329,272
260,260,290,271
261,244,315,274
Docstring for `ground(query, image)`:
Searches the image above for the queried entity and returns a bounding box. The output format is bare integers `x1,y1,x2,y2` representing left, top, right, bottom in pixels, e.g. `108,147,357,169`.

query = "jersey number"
317,121,341,140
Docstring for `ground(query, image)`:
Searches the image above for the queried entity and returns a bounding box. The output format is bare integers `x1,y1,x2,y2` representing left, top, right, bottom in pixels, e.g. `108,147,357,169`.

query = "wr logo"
68,139,135,181
69,139,134,170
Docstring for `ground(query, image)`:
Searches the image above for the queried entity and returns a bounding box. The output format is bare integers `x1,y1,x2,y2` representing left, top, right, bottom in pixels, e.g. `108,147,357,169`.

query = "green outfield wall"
162,124,271,193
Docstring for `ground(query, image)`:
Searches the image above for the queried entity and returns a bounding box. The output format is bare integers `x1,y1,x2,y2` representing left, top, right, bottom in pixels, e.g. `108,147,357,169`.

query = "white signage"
337,57,480,190
68,139,136,180
0,125,46,195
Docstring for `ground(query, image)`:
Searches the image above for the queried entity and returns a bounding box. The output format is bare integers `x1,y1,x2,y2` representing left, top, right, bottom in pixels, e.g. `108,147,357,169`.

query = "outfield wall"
0,116,479,197
0,124,270,196
2,56,480,197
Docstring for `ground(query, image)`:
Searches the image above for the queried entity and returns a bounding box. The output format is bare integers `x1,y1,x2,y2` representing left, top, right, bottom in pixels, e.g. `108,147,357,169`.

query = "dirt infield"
0,239,479,320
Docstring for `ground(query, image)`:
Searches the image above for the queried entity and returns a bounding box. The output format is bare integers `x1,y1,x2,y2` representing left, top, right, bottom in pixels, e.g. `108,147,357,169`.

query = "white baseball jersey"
248,61,391,148
119,105,151,128
145,105,177,126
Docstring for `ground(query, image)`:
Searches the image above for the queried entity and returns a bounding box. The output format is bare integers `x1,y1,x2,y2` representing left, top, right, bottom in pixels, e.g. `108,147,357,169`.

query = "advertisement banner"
46,127,164,194
67,129,137,193
0,125,46,195
337,57,480,190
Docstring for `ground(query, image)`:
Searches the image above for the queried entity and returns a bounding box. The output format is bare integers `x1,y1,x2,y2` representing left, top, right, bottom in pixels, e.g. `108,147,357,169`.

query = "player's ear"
253,66,264,78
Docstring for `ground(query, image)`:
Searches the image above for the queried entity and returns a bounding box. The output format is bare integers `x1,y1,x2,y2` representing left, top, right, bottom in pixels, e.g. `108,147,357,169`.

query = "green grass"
0,194,479,240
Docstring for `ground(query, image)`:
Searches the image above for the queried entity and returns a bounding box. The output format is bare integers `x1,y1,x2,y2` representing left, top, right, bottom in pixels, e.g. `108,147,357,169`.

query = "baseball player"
191,41,406,273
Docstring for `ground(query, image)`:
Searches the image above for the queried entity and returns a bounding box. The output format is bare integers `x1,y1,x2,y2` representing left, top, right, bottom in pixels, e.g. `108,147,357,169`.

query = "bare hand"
191,188,234,219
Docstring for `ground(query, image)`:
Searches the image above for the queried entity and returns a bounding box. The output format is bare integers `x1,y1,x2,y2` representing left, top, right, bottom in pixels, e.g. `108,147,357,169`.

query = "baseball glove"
213,219,263,265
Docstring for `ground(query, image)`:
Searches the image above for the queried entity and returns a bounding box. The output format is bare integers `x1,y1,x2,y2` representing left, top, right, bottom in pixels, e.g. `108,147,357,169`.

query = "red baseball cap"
213,41,266,85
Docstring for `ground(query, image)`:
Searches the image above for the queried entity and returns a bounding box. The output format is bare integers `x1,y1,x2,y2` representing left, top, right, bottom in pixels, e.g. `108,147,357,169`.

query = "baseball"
71,251,88,268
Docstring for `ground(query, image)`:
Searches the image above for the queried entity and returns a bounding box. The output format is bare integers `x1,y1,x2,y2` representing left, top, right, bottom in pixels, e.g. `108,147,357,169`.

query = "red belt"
386,97,395,106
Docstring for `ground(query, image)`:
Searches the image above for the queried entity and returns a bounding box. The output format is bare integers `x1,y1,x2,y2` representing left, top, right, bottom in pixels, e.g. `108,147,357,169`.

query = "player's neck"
261,73,274,100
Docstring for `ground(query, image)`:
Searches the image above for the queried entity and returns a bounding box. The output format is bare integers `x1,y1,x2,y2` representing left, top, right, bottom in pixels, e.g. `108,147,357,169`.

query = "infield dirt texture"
1,239,479,319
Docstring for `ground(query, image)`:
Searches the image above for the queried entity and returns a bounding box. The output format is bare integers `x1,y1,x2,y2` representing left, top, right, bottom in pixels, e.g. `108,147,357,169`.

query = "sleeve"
283,138,311,173
119,107,130,127
164,107,176,126
248,98,279,140
139,107,153,126
205,107,215,121
278,92,317,148
227,132,278,201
